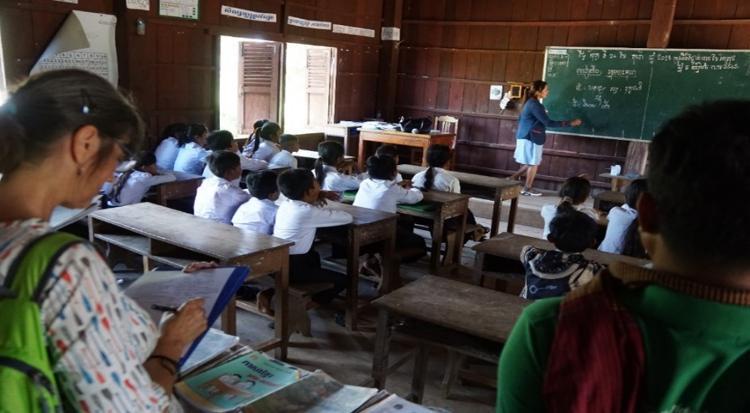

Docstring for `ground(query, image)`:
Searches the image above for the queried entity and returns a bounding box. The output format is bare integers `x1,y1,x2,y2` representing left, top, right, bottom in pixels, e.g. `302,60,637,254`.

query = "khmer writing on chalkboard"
542,46,750,141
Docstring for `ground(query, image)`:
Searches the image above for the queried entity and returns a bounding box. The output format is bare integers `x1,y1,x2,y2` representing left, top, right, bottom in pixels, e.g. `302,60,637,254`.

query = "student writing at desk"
173,123,210,175
498,101,750,413
106,151,176,207
154,122,187,171
0,70,210,411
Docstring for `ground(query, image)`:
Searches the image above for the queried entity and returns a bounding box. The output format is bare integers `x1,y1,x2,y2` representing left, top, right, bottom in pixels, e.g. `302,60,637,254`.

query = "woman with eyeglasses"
0,70,209,412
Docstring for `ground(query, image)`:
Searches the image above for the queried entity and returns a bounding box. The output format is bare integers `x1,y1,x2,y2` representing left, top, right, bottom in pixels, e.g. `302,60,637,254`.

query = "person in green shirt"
497,100,750,413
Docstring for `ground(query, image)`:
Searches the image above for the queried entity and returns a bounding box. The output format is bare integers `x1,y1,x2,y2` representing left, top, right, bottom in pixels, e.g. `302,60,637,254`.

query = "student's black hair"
548,209,598,253
179,123,208,147
108,151,157,204
247,170,278,200
314,141,345,185
161,123,187,140
366,155,397,180
647,100,750,271
278,168,315,201
421,144,451,191
206,130,235,151
245,119,269,149
207,150,240,178
621,219,648,259
0,69,144,177
624,178,648,209
557,176,591,213
375,144,399,159
279,134,298,149
252,121,281,153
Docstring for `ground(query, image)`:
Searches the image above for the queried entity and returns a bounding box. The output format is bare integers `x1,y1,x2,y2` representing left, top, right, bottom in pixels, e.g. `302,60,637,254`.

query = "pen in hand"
151,304,179,313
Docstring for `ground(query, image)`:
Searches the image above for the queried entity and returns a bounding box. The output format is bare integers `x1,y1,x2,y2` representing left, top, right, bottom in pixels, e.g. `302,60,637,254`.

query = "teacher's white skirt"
513,139,543,166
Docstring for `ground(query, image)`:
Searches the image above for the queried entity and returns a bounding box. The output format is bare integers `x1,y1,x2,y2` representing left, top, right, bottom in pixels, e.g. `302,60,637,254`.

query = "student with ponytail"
0,69,207,411
540,176,604,239
412,144,460,193
314,141,363,192
154,122,187,170
107,151,176,206
242,118,269,156
248,121,281,162
173,123,210,174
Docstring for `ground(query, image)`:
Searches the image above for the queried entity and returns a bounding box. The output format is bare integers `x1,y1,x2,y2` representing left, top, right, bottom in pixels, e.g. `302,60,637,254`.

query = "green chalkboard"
542,46,750,141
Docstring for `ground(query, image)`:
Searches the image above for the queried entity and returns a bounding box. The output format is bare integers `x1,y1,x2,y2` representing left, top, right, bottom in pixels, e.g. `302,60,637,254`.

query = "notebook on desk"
124,266,249,366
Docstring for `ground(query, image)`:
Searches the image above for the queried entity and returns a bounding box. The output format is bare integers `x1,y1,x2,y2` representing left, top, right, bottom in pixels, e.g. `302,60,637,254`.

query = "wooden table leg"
380,226,396,294
507,197,519,233
473,251,485,285
345,228,361,331
275,261,290,360
430,215,444,274
358,138,367,170
221,298,237,335
408,343,430,404
491,194,502,238
453,209,468,271
420,145,429,167
372,308,391,389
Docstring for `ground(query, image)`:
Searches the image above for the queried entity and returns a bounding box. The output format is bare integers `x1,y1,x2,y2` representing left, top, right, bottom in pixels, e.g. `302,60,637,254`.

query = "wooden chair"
409,115,460,165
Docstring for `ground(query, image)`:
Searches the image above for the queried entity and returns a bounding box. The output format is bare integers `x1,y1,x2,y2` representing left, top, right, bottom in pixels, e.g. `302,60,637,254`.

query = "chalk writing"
575,65,601,79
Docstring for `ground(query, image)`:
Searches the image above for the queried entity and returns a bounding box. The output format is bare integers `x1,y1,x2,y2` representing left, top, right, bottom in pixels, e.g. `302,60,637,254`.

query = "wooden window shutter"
305,48,331,128
238,42,279,134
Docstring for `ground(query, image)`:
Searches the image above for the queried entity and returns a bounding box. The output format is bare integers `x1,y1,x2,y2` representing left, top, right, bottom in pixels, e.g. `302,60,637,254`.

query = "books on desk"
123,266,249,366
48,195,101,230
176,350,378,412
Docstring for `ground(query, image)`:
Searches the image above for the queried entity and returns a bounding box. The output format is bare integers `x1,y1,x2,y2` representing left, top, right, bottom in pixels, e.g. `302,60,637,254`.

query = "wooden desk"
324,123,360,157
293,149,355,162
150,174,204,205
397,164,522,236
399,191,469,274
88,203,294,360
357,130,456,170
371,275,527,397
318,202,397,331
473,232,650,285
599,173,643,192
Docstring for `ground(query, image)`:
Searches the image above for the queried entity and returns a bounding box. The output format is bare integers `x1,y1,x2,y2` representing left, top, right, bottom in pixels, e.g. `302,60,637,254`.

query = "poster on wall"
160,0,199,20
30,11,118,85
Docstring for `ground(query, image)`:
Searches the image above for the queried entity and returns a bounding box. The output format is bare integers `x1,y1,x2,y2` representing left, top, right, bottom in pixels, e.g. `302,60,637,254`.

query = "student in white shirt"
314,141,363,192
107,151,176,207
232,170,279,234
242,119,268,157
599,179,647,254
354,155,426,260
154,123,187,170
374,144,404,183
541,176,606,239
202,130,267,178
173,123,210,175
247,122,281,162
194,151,250,224
274,169,353,303
268,134,299,169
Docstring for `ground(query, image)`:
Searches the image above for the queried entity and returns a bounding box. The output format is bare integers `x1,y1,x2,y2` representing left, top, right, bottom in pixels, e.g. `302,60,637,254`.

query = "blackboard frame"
542,46,750,142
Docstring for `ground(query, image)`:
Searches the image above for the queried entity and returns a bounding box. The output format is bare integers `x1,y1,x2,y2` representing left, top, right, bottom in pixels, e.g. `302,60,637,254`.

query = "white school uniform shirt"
316,165,363,192
250,140,280,162
268,149,298,169
193,176,251,224
411,167,460,193
353,178,423,213
154,136,180,170
541,203,601,238
598,204,638,254
232,197,279,235
273,199,353,255
173,142,211,175
107,171,176,207
202,152,268,178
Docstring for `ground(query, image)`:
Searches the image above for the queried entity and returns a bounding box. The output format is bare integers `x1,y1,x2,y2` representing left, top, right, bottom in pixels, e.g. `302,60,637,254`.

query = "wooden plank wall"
396,0,750,190
0,0,382,148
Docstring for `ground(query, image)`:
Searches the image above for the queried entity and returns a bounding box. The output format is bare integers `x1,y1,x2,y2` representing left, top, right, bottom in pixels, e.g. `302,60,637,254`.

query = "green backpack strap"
0,231,85,413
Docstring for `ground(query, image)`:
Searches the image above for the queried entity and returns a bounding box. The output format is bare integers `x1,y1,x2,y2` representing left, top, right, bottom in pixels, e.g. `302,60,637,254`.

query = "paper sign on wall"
126,0,150,11
332,24,375,38
381,27,400,41
287,16,331,31
160,0,199,20
221,6,276,23
31,11,118,85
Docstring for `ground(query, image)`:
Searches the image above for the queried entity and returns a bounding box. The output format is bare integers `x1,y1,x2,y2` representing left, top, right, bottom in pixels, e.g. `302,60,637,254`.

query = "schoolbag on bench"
0,231,84,413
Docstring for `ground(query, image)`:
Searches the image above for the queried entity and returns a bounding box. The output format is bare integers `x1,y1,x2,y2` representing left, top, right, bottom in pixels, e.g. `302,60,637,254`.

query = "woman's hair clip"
80,89,93,115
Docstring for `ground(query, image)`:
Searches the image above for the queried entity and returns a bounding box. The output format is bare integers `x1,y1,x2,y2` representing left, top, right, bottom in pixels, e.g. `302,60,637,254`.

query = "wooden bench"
473,232,651,287
397,164,521,237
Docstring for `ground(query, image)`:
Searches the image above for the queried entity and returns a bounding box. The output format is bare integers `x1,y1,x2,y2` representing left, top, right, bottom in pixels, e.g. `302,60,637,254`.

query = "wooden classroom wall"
0,0,382,147
395,0,750,189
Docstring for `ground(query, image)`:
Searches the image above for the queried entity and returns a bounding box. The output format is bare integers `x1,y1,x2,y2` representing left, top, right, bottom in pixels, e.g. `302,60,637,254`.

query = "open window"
219,36,282,138
283,43,336,134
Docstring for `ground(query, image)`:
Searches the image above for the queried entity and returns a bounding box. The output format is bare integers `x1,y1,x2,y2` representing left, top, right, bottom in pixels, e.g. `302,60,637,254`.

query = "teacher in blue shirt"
510,80,582,196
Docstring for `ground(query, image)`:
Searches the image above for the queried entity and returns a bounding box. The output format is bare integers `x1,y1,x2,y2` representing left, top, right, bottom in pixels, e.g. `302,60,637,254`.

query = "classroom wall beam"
376,0,403,121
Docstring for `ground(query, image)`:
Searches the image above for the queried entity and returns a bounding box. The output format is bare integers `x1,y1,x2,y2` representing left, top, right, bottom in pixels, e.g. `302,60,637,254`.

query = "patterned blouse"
0,219,171,412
